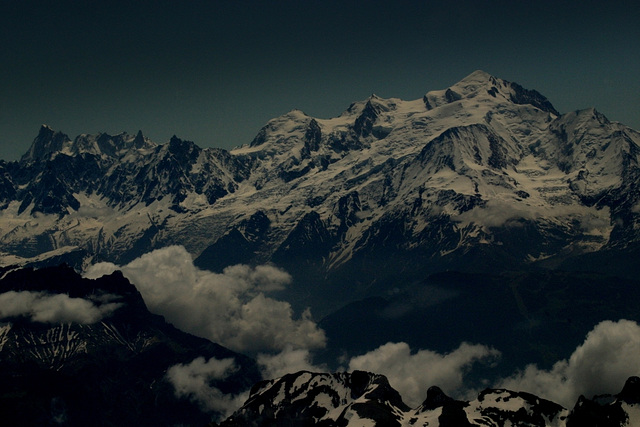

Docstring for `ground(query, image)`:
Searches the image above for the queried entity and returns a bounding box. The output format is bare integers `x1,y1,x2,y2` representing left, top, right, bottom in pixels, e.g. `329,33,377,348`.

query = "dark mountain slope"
0,265,260,426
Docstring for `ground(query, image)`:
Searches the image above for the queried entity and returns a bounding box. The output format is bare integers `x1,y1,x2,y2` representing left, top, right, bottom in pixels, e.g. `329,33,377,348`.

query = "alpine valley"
2,71,640,426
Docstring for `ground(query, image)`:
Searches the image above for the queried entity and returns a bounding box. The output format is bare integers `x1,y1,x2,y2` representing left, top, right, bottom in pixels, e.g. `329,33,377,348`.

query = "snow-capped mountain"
219,370,640,427
0,264,259,426
221,370,409,426
1,70,639,312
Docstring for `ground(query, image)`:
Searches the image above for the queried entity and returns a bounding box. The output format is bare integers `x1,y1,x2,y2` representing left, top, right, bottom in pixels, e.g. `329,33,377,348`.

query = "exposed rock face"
565,376,640,427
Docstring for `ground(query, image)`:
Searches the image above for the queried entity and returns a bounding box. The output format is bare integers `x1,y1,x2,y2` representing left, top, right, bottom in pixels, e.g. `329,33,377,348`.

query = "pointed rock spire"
21,125,71,163
133,130,146,148
420,386,455,410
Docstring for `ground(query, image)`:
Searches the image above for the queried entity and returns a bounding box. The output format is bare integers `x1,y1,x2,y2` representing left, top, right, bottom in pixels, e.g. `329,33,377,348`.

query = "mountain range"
2,70,639,307
2,70,640,425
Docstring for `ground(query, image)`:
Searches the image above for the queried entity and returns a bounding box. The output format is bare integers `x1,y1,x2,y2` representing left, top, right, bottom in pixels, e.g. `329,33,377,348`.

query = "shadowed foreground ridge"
218,371,640,426
0,265,260,426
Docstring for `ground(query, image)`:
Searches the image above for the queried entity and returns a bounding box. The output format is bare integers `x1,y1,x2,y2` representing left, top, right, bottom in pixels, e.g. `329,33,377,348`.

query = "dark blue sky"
1,0,639,161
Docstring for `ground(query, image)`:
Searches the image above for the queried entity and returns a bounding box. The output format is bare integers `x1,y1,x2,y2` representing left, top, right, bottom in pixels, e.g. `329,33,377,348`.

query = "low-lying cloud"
166,356,248,419
167,344,327,417
84,245,326,354
73,204,117,219
497,319,640,408
453,199,611,233
348,341,501,407
168,319,640,417
0,290,122,324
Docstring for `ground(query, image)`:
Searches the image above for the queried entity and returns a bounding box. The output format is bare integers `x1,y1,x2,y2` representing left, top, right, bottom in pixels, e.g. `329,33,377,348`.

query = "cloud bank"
0,290,121,324
166,356,249,420
85,245,329,416
169,319,640,417
348,341,500,407
498,319,640,408
83,247,640,414
84,245,326,354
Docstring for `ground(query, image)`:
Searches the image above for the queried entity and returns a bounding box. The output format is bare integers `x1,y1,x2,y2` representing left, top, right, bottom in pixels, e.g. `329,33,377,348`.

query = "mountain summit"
1,71,639,308
423,69,559,116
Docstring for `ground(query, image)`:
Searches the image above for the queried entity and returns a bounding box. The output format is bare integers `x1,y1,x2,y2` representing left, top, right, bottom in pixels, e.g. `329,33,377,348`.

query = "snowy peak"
537,107,640,193
424,70,559,116
248,109,311,149
424,70,498,109
352,95,398,139
222,370,409,426
463,70,558,115
448,69,499,97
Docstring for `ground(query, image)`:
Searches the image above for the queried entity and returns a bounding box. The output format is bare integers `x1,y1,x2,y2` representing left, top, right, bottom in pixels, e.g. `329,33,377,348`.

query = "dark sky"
1,0,639,161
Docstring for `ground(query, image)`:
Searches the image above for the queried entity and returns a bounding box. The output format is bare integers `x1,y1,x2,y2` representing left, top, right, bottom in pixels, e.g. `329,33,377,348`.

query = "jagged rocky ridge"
219,370,640,427
0,264,260,426
1,70,639,311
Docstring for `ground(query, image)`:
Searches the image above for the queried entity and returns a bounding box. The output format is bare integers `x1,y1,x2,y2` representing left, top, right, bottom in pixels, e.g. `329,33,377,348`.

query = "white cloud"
257,346,327,380
453,200,536,228
168,345,328,418
453,199,611,233
0,290,121,324
74,204,116,219
497,319,640,408
348,341,500,407
166,356,248,419
84,245,326,354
